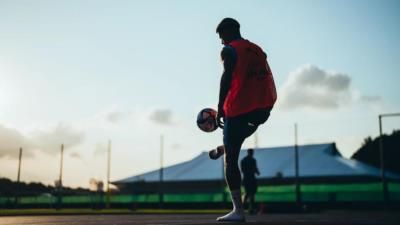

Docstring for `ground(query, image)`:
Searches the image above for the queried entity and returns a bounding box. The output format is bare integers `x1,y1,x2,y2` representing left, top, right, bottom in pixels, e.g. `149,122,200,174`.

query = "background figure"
241,148,260,214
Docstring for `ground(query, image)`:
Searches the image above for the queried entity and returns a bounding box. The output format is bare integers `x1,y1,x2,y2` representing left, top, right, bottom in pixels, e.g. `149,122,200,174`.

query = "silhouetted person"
241,148,260,214
208,18,277,222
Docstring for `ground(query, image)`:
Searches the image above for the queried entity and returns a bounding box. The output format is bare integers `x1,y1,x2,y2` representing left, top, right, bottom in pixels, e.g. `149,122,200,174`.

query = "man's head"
216,18,241,45
247,148,254,156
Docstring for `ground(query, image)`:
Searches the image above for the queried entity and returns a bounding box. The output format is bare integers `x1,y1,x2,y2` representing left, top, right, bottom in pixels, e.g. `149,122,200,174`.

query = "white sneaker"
216,210,245,222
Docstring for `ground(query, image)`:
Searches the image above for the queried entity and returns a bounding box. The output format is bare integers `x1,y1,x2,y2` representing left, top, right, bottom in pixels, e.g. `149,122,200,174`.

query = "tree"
351,130,400,174
0,177,92,196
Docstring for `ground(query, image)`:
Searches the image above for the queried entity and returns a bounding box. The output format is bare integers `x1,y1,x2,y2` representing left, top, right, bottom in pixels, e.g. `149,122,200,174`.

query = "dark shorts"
223,108,271,147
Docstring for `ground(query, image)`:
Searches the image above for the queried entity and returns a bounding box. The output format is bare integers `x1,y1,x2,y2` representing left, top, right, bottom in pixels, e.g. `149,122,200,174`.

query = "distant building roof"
114,143,400,184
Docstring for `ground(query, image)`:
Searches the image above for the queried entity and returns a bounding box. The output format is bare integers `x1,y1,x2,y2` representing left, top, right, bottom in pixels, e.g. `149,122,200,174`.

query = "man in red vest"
209,18,277,222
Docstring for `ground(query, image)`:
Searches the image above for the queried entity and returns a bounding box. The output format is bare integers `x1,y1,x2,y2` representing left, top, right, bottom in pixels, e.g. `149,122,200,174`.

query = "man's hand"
217,109,225,128
256,168,260,176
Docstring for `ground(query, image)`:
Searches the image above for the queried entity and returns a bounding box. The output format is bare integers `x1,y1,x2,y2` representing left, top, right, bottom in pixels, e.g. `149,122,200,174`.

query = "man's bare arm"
217,47,236,115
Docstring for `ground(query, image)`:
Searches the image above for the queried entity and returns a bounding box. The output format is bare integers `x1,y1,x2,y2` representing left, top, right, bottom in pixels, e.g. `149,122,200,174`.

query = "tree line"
351,130,400,174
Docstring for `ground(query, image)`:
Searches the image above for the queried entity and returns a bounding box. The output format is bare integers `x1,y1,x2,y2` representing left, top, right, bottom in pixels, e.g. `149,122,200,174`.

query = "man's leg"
216,139,244,221
216,117,245,222
224,140,242,191
223,124,258,191
242,192,249,210
247,182,257,214
249,194,255,214
217,117,258,222
209,109,270,160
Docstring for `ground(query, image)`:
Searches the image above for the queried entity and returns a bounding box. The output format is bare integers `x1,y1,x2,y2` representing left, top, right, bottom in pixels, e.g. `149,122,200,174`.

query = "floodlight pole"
106,140,111,209
294,123,301,206
15,147,23,207
59,144,64,188
378,112,400,205
17,147,22,183
58,144,64,209
159,135,164,208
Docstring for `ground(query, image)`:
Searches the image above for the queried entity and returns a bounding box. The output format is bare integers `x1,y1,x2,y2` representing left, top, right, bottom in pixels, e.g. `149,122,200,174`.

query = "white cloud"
69,152,82,159
30,123,85,155
359,95,382,103
149,109,174,125
0,123,85,158
278,64,381,110
0,124,34,158
94,107,179,127
97,107,133,124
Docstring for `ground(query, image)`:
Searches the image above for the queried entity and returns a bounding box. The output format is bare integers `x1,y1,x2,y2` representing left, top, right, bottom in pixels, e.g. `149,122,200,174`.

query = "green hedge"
1,182,399,205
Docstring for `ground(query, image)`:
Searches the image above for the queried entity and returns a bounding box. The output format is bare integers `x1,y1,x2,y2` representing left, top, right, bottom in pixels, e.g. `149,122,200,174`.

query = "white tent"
114,143,400,192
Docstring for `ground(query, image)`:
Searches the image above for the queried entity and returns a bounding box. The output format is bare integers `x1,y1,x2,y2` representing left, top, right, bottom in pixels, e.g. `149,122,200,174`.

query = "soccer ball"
196,108,218,132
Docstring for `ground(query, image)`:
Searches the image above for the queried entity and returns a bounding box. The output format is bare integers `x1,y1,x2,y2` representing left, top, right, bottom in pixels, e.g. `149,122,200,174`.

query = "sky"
0,0,399,189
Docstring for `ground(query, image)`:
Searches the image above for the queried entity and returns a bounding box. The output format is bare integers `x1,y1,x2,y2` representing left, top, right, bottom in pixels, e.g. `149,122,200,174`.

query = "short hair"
248,148,254,154
216,18,240,33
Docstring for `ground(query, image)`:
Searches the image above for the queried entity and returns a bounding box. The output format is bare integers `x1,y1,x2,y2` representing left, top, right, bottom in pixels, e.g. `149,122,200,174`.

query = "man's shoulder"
246,40,267,57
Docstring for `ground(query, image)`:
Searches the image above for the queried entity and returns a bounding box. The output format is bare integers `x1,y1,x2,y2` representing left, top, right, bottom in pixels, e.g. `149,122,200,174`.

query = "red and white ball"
196,108,218,132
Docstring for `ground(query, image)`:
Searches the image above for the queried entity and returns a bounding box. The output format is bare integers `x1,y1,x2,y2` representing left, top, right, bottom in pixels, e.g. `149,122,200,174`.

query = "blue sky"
0,0,399,188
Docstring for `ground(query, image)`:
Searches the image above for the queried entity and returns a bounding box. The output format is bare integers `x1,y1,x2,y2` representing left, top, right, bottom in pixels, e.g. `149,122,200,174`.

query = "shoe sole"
216,218,246,222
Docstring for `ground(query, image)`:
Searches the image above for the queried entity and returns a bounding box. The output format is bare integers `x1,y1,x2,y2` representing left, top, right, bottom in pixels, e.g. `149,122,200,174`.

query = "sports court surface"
1,211,399,225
